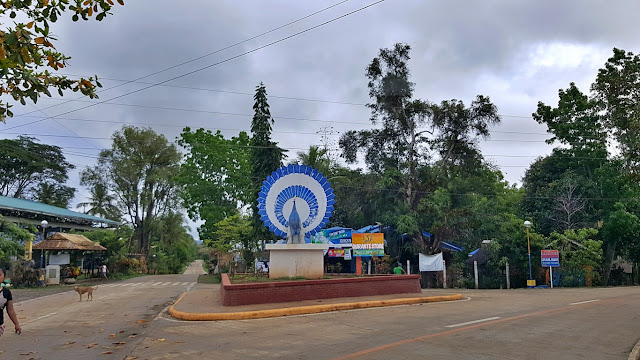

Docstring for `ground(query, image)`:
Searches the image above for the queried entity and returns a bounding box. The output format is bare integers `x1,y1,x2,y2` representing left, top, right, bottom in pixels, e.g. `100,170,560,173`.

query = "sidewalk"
168,283,463,321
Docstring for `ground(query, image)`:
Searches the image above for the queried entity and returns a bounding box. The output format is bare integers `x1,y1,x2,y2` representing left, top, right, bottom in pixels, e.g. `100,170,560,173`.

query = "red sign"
541,250,559,258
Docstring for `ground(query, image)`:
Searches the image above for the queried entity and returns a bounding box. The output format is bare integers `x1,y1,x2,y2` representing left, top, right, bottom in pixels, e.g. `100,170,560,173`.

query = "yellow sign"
352,233,384,249
527,280,536,287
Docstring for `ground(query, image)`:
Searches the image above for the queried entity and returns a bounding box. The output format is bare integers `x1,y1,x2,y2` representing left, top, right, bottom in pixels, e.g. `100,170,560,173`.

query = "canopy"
33,233,106,251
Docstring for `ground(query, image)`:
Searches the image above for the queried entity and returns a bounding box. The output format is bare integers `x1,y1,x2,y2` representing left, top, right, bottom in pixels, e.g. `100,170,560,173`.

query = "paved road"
2,263,639,359
0,260,205,359
134,286,640,360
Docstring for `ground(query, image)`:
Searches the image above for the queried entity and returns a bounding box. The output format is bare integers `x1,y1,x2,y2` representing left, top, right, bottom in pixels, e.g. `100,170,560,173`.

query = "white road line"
445,317,501,328
180,282,190,286
29,312,57,323
570,299,600,306
151,282,164,286
171,282,181,286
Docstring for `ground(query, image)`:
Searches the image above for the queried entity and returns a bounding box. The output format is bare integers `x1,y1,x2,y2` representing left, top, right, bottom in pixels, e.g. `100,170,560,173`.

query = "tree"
600,202,640,285
76,182,120,220
340,43,500,256
249,83,286,246
212,214,252,264
291,145,330,175
546,228,602,283
81,126,181,257
0,0,124,122
592,48,640,174
31,181,75,208
0,136,74,199
177,127,252,240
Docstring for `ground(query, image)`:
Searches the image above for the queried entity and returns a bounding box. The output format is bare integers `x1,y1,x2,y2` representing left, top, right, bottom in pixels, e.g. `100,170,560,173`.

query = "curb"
630,338,640,360
168,293,464,321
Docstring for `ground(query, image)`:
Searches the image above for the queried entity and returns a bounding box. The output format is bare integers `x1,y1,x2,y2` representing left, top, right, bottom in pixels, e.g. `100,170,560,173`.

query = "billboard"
311,228,352,246
352,233,384,256
541,250,560,267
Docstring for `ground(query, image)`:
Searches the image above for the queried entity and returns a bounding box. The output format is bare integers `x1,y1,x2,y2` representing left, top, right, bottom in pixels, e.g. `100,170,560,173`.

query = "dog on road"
74,286,97,301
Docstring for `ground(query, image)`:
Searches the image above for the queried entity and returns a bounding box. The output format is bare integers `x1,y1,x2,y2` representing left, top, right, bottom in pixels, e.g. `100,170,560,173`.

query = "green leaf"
10,11,16,19
72,14,79,21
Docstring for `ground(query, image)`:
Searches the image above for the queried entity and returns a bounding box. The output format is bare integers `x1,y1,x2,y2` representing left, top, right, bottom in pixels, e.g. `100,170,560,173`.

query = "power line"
1,0,385,132
12,0,354,118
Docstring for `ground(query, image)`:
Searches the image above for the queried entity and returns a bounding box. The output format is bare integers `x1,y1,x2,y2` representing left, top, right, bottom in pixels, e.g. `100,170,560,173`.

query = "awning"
440,241,464,252
468,248,479,257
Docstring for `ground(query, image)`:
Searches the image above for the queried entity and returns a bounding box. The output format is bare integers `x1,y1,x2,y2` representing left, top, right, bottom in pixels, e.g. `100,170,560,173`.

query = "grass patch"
198,274,221,284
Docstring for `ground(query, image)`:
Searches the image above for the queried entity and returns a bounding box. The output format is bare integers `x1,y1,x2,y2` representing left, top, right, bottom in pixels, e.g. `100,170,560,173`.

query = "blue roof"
355,224,381,233
468,248,479,257
0,195,119,225
441,241,464,252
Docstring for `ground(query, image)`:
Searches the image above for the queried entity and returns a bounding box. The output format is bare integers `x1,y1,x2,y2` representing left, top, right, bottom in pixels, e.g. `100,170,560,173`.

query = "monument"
258,164,334,279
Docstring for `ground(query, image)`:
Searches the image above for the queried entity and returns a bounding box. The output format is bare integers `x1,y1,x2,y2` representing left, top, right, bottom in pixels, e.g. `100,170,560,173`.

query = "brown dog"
74,286,97,301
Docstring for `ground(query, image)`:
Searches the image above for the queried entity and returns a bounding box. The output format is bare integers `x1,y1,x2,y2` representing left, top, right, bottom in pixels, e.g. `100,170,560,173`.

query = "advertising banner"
312,228,352,246
352,233,384,256
327,249,345,257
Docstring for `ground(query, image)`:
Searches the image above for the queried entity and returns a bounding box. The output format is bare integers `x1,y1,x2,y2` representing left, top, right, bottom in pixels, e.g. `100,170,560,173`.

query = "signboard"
48,253,70,265
541,250,560,267
344,248,352,260
312,228,352,246
352,233,384,257
327,249,345,257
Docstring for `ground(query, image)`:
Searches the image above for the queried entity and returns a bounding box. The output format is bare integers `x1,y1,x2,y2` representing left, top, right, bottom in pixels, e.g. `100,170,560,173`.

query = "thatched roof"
33,233,107,251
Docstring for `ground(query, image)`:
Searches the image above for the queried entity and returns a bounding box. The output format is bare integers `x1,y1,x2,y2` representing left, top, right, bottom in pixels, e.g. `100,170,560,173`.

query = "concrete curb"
629,338,640,360
168,293,464,321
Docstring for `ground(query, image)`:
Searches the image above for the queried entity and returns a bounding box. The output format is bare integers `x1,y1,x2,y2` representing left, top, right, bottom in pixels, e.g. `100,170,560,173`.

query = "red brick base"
220,274,422,306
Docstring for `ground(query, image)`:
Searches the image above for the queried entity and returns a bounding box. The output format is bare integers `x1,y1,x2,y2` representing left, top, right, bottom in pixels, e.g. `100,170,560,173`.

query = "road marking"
30,312,57,322
445,317,501,328
570,299,599,306
171,282,181,286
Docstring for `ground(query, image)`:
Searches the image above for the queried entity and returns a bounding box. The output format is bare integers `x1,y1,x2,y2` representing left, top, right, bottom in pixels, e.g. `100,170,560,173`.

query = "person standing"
0,267,21,338
100,264,108,280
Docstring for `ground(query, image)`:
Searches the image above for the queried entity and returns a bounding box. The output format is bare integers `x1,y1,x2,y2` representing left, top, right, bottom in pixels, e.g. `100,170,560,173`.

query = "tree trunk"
602,239,618,286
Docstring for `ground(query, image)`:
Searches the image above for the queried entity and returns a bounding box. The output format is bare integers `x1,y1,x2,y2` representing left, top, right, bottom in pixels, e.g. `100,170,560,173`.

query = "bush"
9,260,42,287
112,257,142,275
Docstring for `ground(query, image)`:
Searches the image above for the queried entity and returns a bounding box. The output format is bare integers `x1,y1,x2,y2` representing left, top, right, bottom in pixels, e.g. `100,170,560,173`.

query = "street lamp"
40,220,48,267
524,220,534,288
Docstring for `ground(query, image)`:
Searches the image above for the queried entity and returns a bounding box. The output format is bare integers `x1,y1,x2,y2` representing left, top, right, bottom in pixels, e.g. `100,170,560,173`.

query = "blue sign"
541,250,560,267
312,228,352,245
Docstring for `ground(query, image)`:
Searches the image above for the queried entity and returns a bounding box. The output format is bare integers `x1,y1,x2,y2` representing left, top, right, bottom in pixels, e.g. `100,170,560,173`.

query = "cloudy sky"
2,0,640,238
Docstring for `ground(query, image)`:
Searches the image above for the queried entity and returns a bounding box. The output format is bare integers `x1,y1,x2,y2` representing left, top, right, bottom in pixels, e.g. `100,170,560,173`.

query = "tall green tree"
0,0,124,122
0,136,75,200
81,126,181,257
177,127,252,240
592,48,640,174
291,145,330,175
340,43,500,255
250,83,285,245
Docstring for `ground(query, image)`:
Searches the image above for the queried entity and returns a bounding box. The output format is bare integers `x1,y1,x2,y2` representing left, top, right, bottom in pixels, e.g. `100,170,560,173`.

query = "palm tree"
77,183,120,220
292,145,331,175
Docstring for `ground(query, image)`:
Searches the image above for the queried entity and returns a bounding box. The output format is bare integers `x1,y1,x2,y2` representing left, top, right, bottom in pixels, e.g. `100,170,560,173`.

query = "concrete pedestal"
265,243,329,279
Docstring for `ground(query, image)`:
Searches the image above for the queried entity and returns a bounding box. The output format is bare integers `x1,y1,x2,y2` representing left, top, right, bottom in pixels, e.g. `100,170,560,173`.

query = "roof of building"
33,233,107,251
0,195,119,226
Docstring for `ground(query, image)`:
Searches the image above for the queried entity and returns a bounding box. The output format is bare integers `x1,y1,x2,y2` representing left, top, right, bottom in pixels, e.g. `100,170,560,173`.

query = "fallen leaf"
109,334,116,339
175,340,185,343
157,338,165,342
128,335,137,338
119,330,125,333
98,329,105,333
102,351,113,354
112,341,126,345
125,357,138,360
65,341,76,345
86,343,99,348
135,319,146,324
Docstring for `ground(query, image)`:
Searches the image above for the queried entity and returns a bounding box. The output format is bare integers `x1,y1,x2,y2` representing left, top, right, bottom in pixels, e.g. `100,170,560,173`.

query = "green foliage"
546,228,603,271
0,136,75,200
177,127,252,239
0,0,124,122
76,182,120,220
31,181,76,208
81,126,181,256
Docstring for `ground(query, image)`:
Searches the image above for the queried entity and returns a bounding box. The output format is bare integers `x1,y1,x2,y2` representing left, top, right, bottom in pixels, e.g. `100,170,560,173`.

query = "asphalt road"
138,286,640,360
0,260,204,359
1,263,639,360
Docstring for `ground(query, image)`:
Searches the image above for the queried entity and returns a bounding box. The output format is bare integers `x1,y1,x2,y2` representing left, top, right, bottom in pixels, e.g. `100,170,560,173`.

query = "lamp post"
524,220,534,288
40,220,48,267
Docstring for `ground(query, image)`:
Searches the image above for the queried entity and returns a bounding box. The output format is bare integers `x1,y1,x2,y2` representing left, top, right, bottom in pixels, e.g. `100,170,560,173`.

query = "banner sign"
352,233,384,256
312,229,352,245
541,250,560,267
327,249,345,257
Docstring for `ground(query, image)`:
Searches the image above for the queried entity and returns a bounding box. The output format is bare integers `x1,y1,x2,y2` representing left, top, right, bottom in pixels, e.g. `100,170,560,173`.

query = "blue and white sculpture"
257,164,335,244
